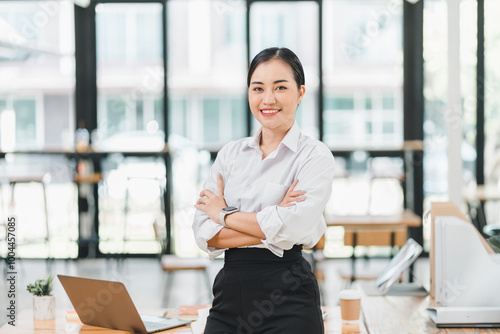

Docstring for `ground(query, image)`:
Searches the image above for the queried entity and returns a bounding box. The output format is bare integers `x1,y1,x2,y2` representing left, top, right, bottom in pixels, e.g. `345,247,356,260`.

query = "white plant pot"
33,295,55,320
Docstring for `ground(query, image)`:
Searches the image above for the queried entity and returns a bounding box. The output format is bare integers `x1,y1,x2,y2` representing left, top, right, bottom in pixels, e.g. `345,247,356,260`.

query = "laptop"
360,238,428,296
58,275,191,333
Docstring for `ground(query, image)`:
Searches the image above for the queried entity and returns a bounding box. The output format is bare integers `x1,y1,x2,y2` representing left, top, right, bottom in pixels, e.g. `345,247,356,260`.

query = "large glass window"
0,1,75,151
0,1,76,259
249,1,320,138
423,0,448,199
323,0,403,149
95,3,164,152
167,0,247,148
423,0,477,198
1,153,77,259
167,0,247,256
422,0,480,251
98,156,166,255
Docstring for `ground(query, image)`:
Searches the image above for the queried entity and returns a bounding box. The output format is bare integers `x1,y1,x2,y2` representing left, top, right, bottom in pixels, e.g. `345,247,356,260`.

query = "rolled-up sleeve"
256,149,335,253
192,148,228,260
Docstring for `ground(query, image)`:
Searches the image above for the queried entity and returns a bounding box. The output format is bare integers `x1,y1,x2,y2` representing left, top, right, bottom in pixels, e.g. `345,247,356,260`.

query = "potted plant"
26,274,55,320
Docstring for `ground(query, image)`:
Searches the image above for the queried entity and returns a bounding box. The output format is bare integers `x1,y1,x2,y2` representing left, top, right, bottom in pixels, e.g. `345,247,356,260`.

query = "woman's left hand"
195,174,228,224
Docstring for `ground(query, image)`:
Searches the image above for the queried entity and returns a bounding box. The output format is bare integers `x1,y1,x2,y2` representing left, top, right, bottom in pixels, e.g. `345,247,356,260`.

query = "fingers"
196,197,209,206
285,196,306,204
194,203,206,211
288,190,306,197
280,196,305,207
286,180,299,194
217,174,225,197
199,189,215,198
279,193,306,208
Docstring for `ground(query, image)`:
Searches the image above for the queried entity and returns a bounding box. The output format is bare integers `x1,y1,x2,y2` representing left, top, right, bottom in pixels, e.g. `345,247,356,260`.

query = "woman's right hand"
279,180,306,207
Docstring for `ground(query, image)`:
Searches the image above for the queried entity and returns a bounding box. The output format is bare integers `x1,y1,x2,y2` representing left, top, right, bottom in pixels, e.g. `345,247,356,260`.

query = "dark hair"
247,47,305,89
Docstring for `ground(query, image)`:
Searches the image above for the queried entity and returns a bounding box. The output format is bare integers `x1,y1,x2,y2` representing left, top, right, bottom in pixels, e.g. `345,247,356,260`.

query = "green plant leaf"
26,274,54,296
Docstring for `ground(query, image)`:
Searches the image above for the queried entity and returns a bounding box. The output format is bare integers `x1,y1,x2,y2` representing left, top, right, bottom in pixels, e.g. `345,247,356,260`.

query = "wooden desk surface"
1,307,366,334
325,209,421,228
0,309,191,334
5,301,499,334
359,286,500,333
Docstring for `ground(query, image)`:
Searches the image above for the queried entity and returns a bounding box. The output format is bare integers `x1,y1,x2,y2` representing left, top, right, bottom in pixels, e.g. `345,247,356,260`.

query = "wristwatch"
219,206,239,228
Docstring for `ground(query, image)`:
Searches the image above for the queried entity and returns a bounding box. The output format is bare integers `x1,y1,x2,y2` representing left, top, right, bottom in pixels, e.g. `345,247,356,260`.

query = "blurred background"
0,0,499,261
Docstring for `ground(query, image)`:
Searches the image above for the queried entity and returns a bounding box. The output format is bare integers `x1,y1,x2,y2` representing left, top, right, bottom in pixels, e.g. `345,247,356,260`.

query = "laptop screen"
374,238,423,294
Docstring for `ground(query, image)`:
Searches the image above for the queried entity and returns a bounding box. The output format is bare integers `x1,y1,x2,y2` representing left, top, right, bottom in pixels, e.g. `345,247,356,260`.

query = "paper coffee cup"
339,289,361,322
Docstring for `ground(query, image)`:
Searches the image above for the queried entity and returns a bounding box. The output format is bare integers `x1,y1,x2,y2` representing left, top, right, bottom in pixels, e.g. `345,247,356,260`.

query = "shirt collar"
245,122,300,153
280,122,300,153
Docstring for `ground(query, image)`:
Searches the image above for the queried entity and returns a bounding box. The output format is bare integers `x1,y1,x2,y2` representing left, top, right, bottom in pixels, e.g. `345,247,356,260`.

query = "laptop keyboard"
140,315,189,333
143,320,171,332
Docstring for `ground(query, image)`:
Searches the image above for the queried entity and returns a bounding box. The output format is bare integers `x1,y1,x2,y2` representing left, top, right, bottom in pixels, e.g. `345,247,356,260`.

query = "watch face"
223,206,238,212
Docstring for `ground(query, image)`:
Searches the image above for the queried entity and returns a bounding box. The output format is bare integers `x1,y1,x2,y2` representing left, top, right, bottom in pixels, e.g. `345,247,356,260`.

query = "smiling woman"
248,59,305,159
193,47,335,334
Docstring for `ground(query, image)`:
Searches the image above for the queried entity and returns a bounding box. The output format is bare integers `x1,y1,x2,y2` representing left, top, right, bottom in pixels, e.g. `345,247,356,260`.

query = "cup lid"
339,289,361,300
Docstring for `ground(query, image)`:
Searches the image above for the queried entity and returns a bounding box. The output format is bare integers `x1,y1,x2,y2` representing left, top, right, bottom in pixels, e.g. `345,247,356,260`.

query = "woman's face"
248,59,305,134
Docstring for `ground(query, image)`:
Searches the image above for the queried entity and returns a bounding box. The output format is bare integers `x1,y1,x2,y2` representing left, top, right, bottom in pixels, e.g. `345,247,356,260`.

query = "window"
0,1,75,150
0,1,76,258
249,1,320,138
96,3,164,152
423,0,478,197
167,0,247,148
98,156,166,255
14,98,37,148
167,0,247,256
324,92,401,148
323,0,403,149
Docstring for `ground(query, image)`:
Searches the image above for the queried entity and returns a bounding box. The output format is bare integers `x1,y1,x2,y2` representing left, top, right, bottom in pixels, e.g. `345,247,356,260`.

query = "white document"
433,216,500,307
427,307,500,327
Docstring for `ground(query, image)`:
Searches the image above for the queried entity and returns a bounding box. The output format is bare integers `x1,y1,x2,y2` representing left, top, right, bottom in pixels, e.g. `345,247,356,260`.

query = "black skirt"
204,245,324,334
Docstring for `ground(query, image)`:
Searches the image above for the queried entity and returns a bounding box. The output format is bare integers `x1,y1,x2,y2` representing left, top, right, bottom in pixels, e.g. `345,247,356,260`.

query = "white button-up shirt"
193,122,335,259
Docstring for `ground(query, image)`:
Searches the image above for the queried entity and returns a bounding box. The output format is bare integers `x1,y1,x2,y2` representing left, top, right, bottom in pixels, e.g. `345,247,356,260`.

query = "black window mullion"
246,0,252,137
318,0,323,141
403,0,424,247
162,0,173,254
476,0,485,185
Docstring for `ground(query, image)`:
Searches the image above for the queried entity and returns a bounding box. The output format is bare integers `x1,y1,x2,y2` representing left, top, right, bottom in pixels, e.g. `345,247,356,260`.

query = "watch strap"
219,210,230,228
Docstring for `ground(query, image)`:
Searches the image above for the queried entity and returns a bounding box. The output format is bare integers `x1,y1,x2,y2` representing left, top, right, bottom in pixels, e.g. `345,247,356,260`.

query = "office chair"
152,220,211,305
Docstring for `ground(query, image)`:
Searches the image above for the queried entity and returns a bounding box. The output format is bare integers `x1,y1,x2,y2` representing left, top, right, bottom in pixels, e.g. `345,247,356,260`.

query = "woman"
193,47,335,334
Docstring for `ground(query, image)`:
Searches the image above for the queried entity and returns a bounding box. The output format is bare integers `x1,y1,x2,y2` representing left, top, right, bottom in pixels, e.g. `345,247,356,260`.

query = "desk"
1,307,366,334
5,301,500,334
0,309,190,334
359,285,500,333
325,210,422,281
